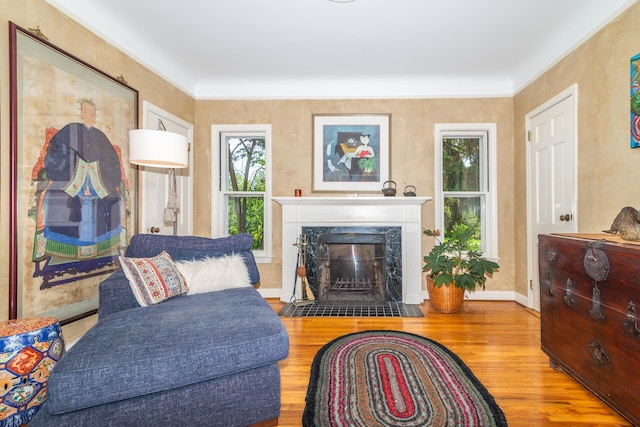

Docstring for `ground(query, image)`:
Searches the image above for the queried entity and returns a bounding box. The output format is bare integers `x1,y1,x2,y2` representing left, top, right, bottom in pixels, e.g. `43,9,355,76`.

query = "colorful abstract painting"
630,53,640,148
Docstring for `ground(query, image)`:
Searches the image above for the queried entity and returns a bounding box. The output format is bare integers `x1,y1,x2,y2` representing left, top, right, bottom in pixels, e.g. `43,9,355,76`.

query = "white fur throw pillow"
176,254,252,295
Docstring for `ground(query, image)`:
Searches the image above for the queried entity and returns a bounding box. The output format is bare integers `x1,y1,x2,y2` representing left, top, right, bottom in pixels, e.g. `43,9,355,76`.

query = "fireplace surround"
303,226,401,302
273,196,431,304
315,232,387,305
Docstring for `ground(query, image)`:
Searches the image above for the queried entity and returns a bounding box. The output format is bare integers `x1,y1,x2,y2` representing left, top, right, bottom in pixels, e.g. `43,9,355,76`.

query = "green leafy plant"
423,224,499,291
357,156,377,173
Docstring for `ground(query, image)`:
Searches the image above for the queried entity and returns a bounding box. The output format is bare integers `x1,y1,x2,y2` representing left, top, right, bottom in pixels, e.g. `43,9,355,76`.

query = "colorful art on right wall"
630,53,640,147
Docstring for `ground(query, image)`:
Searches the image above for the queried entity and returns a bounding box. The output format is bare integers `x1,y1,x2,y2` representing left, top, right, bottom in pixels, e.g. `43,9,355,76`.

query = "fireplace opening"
316,233,387,306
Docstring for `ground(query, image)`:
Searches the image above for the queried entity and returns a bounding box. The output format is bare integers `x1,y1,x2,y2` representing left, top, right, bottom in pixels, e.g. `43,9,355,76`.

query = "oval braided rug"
303,330,507,427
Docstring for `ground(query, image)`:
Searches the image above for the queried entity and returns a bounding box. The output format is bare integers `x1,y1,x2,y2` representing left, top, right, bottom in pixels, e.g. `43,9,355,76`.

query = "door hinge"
529,279,533,290
527,130,531,141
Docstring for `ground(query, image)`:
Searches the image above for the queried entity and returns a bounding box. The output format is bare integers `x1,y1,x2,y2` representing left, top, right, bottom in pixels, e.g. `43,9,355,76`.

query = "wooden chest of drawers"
539,234,640,426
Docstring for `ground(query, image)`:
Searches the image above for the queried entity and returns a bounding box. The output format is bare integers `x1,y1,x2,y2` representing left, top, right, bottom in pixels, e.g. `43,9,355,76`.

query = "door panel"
527,85,577,311
140,101,193,236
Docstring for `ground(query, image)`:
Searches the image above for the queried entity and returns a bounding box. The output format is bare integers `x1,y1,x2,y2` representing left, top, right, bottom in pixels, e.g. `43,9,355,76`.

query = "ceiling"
46,0,636,99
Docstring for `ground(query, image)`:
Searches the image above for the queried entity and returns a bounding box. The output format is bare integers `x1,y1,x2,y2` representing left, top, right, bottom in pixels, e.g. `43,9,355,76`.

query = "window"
212,124,272,262
434,123,498,259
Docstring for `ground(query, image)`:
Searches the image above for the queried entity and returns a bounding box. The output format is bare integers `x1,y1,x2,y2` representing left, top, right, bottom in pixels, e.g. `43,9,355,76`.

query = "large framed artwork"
9,23,138,322
312,114,390,192
632,53,640,148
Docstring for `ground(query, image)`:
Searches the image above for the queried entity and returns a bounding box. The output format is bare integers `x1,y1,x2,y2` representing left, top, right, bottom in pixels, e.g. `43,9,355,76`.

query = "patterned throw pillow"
119,251,188,306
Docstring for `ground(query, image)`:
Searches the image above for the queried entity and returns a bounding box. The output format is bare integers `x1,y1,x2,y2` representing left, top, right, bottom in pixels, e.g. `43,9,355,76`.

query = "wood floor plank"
269,300,632,427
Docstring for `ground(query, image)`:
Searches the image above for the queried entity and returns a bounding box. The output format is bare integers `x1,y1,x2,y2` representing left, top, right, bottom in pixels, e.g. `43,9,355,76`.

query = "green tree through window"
225,136,266,250
436,124,497,258
442,137,482,250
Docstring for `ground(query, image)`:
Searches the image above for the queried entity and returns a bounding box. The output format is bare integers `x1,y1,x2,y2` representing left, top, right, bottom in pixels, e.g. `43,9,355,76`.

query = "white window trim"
211,124,272,263
434,123,499,260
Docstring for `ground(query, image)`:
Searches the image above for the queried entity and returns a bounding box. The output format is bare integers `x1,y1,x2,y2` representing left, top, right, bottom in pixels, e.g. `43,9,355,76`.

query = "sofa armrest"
98,270,140,320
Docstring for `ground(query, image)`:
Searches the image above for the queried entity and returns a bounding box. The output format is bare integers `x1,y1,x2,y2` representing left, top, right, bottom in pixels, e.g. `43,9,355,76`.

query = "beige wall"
513,2,640,295
7,0,636,339
195,98,516,293
0,0,195,340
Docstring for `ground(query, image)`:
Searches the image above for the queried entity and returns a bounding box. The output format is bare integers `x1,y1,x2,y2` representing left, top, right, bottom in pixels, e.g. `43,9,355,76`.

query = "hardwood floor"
268,300,632,427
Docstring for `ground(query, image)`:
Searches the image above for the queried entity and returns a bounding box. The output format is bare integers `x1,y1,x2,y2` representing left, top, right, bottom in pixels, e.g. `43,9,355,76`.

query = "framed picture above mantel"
312,114,390,192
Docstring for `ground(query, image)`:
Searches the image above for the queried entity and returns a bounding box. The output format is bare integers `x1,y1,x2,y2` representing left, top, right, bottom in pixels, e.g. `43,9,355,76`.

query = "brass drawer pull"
542,271,553,296
563,278,575,307
583,241,610,283
587,339,611,368
624,300,640,337
589,285,605,322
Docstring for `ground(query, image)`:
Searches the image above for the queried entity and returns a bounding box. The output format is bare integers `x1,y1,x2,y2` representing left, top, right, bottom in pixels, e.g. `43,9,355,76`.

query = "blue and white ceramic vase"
0,317,65,427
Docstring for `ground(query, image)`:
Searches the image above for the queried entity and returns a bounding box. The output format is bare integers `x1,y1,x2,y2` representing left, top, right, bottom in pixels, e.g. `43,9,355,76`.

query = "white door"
526,85,578,311
140,101,193,235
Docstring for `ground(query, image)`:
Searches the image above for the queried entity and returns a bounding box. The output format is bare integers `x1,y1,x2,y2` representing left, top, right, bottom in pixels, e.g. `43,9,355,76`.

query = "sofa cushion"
176,254,252,295
31,364,282,427
47,286,289,414
119,251,188,306
124,233,260,285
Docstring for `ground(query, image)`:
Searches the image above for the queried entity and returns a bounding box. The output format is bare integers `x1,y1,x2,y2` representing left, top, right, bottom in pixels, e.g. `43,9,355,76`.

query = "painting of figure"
30,98,129,278
10,23,137,321
313,114,390,192
324,127,380,182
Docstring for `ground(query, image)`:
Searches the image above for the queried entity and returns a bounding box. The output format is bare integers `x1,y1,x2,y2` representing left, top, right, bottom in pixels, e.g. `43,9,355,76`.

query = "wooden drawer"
539,234,640,426
598,316,640,422
541,290,600,387
539,235,640,313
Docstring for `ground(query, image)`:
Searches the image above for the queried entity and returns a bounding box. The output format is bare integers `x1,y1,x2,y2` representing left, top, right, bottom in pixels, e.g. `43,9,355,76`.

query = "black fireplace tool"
292,234,315,307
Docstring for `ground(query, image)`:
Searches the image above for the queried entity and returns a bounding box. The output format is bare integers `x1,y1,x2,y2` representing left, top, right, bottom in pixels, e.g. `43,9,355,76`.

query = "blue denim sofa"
31,233,289,427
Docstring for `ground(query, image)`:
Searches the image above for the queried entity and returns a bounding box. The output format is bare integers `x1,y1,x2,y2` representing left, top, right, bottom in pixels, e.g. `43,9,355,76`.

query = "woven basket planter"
426,277,465,313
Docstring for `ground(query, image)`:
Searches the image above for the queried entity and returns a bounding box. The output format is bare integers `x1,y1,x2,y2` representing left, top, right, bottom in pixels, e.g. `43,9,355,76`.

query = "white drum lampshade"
128,129,188,168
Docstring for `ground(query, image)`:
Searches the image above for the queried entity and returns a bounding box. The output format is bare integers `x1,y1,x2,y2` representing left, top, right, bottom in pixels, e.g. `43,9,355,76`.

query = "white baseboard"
513,292,530,307
420,289,516,301
257,288,283,299
464,290,517,301
260,287,528,306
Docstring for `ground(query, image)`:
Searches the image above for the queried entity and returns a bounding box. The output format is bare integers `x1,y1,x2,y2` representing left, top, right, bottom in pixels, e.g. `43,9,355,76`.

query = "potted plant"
423,224,499,313
357,156,377,174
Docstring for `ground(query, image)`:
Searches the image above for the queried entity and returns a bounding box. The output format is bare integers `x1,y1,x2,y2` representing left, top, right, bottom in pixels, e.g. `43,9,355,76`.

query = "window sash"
221,134,266,252
441,134,488,191
224,194,265,250
442,193,485,252
435,124,498,259
212,125,272,262
222,134,266,193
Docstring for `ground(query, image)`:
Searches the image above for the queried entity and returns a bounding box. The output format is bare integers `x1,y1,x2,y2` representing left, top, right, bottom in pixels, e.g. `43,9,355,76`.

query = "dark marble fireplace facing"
302,226,402,302
316,233,387,305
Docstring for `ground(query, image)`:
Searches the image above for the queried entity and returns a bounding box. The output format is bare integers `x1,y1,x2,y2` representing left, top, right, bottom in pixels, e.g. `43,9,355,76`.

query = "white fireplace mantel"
273,196,431,304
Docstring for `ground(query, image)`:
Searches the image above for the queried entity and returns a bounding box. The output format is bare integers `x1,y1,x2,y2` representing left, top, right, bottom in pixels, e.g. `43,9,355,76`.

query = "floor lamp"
129,125,188,235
